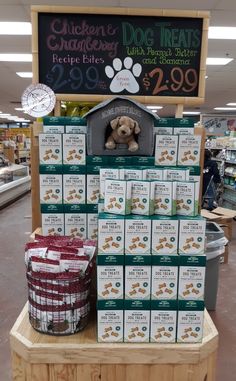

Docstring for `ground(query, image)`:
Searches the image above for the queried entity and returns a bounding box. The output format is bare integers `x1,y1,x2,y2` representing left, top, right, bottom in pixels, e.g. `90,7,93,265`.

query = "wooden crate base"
10,304,218,381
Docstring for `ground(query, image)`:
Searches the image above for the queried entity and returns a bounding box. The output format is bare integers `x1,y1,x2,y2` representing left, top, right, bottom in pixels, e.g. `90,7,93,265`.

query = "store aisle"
0,193,31,381
210,225,236,381
0,192,236,381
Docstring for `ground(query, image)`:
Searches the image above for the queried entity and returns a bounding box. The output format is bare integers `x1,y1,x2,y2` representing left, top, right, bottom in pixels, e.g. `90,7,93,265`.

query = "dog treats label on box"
154,181,176,216
63,174,86,204
152,216,178,255
163,168,189,181
151,255,179,300
87,213,98,240
125,216,151,255
97,300,124,343
176,181,198,216
99,168,120,199
39,134,62,165
40,174,62,204
177,300,204,343
125,255,151,300
104,179,132,215
155,135,178,166
146,168,163,181
178,217,206,255
121,168,146,181
64,213,87,239
131,180,155,216
98,214,124,254
154,118,174,136
189,174,201,201
178,255,206,300
150,300,177,343
86,174,100,204
97,255,124,300
178,135,201,166
42,213,64,236
63,134,86,166
124,300,150,343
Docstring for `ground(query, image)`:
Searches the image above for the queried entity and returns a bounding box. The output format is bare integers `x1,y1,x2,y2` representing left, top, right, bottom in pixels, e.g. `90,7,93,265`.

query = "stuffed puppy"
105,116,141,152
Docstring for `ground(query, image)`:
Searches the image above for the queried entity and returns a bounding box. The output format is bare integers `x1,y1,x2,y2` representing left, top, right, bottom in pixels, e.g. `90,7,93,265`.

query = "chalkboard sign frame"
31,6,209,106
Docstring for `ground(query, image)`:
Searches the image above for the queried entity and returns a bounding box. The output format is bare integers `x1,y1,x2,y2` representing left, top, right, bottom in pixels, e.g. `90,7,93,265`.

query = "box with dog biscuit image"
155,135,178,166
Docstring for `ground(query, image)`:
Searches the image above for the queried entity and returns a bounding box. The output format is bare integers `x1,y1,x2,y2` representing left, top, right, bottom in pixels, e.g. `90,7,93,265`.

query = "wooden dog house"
85,96,158,156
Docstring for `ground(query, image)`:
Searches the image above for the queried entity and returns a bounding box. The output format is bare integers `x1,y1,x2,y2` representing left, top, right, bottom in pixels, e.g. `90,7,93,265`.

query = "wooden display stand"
10,304,218,381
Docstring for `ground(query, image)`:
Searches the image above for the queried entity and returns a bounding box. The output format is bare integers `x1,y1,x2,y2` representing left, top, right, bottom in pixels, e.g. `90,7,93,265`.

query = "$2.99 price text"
143,67,198,95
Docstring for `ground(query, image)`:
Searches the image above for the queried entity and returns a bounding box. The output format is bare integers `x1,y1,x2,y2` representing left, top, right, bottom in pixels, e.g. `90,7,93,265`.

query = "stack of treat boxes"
97,118,206,344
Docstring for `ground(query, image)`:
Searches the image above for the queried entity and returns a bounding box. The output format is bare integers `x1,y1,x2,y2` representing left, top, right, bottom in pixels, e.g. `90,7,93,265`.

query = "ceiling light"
0,22,31,35
205,76,208,79
182,111,201,115
15,107,24,111
206,57,233,65
146,105,163,109
214,107,236,111
0,114,11,117
209,27,236,40
227,103,236,106
16,72,33,78
0,54,32,62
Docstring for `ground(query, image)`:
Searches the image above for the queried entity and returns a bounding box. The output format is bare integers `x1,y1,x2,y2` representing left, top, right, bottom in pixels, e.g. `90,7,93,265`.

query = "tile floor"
0,193,235,380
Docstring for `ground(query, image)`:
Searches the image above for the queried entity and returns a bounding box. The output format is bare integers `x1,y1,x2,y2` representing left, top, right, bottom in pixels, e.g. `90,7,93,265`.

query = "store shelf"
222,196,236,205
225,160,236,164
224,185,236,191
224,173,236,178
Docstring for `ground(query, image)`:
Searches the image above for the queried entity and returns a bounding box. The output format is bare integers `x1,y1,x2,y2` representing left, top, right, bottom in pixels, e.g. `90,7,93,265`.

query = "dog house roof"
84,96,159,120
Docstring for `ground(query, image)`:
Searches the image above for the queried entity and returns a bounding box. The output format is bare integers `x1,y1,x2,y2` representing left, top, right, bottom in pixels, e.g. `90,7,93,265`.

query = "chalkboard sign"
35,9,207,101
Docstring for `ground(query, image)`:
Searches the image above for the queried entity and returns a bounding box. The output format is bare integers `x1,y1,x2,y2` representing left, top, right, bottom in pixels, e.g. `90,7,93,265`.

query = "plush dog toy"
105,116,141,152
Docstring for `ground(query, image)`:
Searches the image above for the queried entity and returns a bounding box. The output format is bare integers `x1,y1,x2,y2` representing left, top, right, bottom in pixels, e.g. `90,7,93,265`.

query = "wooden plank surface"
10,304,218,365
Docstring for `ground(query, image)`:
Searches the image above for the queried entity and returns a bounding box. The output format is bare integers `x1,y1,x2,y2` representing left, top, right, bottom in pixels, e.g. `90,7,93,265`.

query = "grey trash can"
204,222,228,311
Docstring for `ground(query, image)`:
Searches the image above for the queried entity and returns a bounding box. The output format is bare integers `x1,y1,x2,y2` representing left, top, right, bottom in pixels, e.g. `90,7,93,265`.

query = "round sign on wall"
21,83,56,117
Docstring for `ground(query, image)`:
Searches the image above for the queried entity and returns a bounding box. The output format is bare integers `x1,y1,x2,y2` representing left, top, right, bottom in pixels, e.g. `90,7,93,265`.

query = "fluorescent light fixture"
227,103,236,106
0,22,31,35
146,105,163,109
214,107,236,111
0,114,11,117
207,57,233,65
209,27,236,40
0,54,32,62
16,72,33,78
14,107,24,111
182,111,201,115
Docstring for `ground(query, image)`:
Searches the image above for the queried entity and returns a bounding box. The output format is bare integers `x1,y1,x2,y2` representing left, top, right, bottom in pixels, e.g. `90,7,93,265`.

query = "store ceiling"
1,0,236,121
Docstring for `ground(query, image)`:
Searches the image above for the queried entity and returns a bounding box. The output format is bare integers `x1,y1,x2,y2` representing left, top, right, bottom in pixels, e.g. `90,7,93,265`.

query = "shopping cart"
202,174,224,210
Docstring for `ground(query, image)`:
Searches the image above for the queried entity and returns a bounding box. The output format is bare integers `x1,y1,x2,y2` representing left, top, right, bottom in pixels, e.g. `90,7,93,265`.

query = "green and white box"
152,216,179,255
125,255,151,300
42,213,64,236
120,167,147,181
63,174,86,204
178,217,206,255
43,117,65,134
178,255,206,300
150,300,177,343
131,180,155,216
64,213,87,239
151,255,179,300
40,174,62,204
163,168,189,181
154,181,176,216
63,133,86,166
145,168,163,181
176,181,198,216
177,300,204,343
124,300,150,343
98,214,124,255
97,255,124,300
125,216,151,255
97,300,123,343
39,134,62,165
155,135,178,166
99,168,120,199
104,179,132,215
154,118,174,135
178,135,201,166
189,174,201,200
174,118,194,136
87,213,98,240
86,174,100,204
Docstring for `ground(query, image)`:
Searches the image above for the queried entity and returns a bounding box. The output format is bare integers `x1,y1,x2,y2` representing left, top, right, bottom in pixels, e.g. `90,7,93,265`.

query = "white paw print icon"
105,57,142,94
